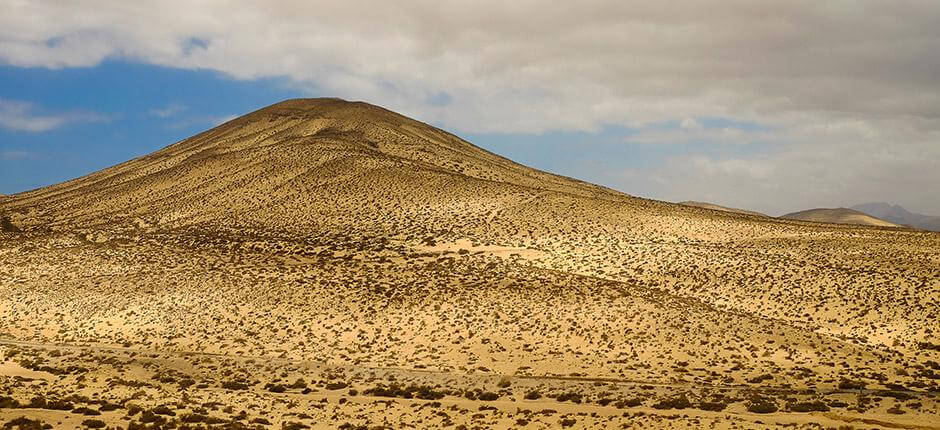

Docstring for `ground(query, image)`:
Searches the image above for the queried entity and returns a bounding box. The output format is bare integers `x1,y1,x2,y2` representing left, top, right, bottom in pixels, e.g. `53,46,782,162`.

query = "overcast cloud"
1,1,938,214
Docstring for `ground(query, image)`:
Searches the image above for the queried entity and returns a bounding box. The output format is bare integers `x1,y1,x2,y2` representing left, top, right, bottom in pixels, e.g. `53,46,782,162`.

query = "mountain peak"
246,98,403,122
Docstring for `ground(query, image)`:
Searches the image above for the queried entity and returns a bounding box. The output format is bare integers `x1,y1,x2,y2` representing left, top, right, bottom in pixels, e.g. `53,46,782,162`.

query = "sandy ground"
0,99,937,429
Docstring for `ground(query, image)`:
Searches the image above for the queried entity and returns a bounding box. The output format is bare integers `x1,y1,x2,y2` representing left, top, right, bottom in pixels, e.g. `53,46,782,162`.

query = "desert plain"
0,99,937,429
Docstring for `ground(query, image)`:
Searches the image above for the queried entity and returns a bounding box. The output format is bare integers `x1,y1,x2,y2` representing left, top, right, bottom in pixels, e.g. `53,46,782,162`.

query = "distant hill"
678,201,766,217
780,207,900,227
851,202,940,232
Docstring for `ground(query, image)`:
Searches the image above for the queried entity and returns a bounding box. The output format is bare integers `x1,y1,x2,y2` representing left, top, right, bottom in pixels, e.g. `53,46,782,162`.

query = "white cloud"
3,2,937,133
0,150,34,160
0,99,109,132
679,118,702,130
606,113,940,215
623,126,776,146
149,103,186,118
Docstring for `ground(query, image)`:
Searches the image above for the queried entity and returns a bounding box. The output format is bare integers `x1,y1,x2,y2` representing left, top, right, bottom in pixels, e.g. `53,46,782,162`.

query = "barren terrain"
780,208,900,228
1,99,937,429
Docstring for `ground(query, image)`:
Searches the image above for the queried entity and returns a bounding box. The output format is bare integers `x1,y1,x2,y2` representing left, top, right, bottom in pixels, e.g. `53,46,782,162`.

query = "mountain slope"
852,202,940,231
780,207,900,227
678,200,766,217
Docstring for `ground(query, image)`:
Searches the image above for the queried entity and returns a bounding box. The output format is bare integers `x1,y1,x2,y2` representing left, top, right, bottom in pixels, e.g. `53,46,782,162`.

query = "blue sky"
1,60,776,209
0,61,297,193
2,2,938,215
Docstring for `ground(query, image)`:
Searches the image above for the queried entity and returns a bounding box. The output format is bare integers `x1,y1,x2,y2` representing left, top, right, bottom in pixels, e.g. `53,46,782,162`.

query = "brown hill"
780,207,900,227
4,98,619,233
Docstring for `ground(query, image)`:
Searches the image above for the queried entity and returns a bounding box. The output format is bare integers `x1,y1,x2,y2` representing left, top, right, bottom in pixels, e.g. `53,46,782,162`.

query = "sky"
1,1,938,216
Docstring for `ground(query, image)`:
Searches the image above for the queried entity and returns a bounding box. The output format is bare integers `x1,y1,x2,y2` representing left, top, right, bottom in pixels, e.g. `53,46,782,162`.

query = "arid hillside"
2,98,616,233
780,207,900,228
678,201,767,217
1,99,937,429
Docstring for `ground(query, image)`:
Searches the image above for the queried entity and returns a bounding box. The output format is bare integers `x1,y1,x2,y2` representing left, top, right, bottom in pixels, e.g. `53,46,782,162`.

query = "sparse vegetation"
0,98,937,429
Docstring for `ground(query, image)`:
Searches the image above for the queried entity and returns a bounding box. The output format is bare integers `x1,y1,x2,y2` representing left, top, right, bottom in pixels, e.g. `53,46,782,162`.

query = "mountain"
2,99,938,428
851,202,940,232
779,207,901,227
678,200,767,217
4,98,618,233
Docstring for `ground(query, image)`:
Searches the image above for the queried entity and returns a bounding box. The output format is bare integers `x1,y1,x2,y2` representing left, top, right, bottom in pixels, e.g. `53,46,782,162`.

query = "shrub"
81,419,106,429
746,397,778,414
0,214,19,233
746,374,773,384
138,411,166,425
3,417,46,430
616,397,644,408
555,392,582,404
698,401,727,412
96,402,120,412
918,342,940,351
151,405,175,416
413,386,446,400
71,407,101,416
879,391,913,401
26,397,46,409
181,413,208,423
364,384,445,400
266,384,287,393
838,379,866,390
652,394,691,410
222,380,249,390
478,392,500,401
787,400,829,412
524,391,542,400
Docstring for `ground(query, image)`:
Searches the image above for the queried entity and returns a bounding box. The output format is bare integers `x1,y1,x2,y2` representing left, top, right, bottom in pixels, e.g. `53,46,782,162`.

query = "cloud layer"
2,1,938,213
